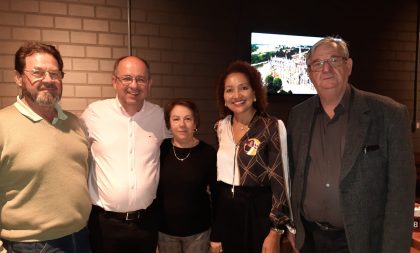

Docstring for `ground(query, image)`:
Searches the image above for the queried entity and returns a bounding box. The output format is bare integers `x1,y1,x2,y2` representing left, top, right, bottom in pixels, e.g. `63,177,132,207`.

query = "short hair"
14,41,63,75
113,55,151,79
306,36,350,65
216,60,267,118
164,98,200,129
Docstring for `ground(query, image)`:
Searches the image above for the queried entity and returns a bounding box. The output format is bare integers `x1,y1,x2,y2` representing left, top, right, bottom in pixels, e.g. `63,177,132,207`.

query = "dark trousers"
300,217,350,253
3,227,90,253
88,204,158,253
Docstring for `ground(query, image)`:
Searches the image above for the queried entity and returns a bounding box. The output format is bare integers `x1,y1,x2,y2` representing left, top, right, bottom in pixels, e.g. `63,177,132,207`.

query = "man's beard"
22,82,61,107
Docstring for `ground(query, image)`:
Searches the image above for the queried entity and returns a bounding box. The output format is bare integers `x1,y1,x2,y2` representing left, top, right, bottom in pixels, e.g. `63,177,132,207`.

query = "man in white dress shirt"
81,56,169,253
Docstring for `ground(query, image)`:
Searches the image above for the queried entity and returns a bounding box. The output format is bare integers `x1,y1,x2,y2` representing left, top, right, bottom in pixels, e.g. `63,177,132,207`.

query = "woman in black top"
157,98,217,253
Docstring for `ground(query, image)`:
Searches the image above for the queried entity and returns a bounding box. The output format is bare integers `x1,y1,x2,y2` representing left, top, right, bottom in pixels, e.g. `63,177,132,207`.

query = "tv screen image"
251,32,323,95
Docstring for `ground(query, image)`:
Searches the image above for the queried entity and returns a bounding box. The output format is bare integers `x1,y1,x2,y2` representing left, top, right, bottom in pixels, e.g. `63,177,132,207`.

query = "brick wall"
353,1,420,152
128,1,238,145
0,0,238,145
0,0,128,112
0,0,419,150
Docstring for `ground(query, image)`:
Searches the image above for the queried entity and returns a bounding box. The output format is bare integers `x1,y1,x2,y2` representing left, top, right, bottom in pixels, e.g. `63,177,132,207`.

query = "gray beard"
21,85,60,107
35,92,59,106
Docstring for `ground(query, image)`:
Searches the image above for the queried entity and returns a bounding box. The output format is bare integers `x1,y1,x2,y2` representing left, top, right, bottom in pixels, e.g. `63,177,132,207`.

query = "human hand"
0,240,7,253
262,230,281,253
210,241,223,253
287,232,299,253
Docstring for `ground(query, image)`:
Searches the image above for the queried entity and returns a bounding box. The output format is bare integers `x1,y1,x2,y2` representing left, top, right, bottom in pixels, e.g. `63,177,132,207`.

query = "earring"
194,128,198,133
253,97,256,102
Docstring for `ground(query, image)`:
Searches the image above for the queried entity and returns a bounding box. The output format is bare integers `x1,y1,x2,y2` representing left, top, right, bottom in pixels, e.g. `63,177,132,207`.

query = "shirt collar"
114,96,145,117
14,96,68,124
339,85,351,111
314,85,351,114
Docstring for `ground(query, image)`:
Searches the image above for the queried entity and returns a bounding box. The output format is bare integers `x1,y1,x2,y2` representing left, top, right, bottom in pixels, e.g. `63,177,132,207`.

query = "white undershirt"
216,115,240,186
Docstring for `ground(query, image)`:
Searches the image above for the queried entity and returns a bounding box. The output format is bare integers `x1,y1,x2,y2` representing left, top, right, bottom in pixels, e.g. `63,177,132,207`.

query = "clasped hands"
210,242,223,253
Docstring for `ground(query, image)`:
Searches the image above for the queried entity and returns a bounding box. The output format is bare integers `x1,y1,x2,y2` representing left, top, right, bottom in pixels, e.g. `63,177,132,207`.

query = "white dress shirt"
81,98,169,212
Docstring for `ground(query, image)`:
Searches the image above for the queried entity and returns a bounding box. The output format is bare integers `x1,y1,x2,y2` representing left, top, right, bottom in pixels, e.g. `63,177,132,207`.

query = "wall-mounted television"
251,32,323,95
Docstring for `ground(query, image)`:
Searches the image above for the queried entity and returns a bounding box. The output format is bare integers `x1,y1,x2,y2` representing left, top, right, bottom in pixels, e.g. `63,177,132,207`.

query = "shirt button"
325,183,330,187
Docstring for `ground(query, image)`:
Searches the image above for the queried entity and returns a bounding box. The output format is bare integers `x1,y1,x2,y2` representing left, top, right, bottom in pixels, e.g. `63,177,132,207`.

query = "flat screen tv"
251,32,323,95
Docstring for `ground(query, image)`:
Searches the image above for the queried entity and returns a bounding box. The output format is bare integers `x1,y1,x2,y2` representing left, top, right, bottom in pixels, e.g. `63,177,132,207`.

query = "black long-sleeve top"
156,138,217,236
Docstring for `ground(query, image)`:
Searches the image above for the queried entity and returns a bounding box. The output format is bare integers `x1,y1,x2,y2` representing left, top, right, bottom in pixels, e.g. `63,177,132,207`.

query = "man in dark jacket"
287,36,416,253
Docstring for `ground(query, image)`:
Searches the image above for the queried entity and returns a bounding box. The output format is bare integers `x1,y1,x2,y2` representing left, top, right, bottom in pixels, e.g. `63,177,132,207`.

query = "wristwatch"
286,224,297,234
270,227,285,234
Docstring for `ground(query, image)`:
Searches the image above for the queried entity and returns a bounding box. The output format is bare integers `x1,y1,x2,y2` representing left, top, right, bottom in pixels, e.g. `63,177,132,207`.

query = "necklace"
234,111,256,131
172,144,191,162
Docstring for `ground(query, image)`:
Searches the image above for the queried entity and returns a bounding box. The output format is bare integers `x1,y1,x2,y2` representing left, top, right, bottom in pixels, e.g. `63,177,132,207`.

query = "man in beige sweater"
0,42,91,253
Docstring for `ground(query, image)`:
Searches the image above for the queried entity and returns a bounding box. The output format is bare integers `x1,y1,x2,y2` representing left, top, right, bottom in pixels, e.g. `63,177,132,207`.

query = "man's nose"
43,71,54,81
127,79,139,88
321,61,333,72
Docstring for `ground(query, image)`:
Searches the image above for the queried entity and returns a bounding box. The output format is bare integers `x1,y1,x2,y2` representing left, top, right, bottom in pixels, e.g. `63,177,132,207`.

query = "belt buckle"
125,211,140,221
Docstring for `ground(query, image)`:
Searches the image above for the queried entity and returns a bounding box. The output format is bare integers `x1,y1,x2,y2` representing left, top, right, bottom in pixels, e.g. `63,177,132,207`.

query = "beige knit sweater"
0,105,91,242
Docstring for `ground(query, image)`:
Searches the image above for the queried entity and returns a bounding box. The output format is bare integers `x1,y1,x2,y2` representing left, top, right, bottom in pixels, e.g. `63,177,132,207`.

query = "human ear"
14,71,23,87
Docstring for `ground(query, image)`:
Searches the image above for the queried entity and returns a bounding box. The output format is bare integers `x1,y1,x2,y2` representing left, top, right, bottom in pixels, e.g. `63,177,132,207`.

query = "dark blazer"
287,85,416,253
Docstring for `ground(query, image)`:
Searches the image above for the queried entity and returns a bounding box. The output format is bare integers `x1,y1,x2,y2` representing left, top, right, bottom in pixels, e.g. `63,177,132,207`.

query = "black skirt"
213,181,272,253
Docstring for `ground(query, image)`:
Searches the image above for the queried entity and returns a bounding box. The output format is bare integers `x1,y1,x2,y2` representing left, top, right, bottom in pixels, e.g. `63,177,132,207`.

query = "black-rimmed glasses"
307,56,348,72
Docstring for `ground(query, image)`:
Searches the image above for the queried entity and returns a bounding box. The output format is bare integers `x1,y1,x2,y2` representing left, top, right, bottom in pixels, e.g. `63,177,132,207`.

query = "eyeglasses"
307,56,348,72
24,69,64,81
115,75,148,86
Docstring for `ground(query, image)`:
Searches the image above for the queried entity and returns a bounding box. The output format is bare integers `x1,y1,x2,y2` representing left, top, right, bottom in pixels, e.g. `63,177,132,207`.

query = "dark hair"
216,60,267,118
113,55,151,79
15,41,64,75
164,98,200,129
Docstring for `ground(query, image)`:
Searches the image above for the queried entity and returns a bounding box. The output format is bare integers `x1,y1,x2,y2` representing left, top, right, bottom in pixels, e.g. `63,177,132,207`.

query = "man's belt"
94,205,146,221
